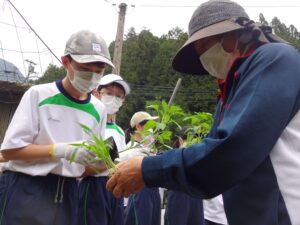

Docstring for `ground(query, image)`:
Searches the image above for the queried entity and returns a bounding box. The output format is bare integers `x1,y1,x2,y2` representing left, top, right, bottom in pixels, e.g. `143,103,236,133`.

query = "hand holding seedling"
106,156,145,198
68,124,118,171
81,164,108,177
51,143,99,166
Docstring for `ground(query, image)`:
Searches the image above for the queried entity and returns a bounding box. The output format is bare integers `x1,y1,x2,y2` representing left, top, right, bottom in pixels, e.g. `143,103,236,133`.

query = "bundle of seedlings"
71,124,118,173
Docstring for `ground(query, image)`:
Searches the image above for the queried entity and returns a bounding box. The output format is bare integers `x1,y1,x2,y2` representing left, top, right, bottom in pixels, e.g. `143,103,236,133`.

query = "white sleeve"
1,87,39,150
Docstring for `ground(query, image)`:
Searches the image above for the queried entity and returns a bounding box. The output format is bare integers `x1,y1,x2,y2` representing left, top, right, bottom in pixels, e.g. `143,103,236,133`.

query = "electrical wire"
135,4,300,8
130,90,216,97
130,85,216,93
103,0,300,8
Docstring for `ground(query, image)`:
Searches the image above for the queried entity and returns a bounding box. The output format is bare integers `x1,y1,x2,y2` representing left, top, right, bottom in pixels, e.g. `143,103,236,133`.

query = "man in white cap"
0,30,113,225
78,73,130,225
107,1,300,225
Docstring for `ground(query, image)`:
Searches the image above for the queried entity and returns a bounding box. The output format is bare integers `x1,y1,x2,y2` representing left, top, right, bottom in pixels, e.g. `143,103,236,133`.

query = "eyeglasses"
98,91,125,100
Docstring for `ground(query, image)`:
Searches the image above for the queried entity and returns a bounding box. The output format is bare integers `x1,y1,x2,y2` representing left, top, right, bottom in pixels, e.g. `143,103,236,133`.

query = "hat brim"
134,116,159,128
147,116,159,121
102,79,131,96
114,80,131,96
70,54,115,68
172,20,243,75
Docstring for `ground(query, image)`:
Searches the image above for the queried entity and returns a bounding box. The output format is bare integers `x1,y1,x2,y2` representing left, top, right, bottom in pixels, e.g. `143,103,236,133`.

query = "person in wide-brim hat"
106,1,300,225
172,0,286,75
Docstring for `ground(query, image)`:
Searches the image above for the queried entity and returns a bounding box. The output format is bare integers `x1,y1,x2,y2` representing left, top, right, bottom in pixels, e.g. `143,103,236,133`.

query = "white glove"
52,143,98,166
114,158,121,164
132,147,152,156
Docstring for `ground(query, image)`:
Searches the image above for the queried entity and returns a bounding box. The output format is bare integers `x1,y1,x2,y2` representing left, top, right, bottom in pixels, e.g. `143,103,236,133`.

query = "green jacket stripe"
39,93,100,123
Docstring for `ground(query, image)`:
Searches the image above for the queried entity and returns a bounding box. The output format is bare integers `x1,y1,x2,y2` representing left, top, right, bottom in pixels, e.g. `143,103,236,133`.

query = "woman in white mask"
78,73,130,225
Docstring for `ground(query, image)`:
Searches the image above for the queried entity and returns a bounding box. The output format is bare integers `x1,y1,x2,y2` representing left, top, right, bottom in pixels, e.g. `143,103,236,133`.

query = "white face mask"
69,65,104,93
100,95,123,114
199,41,239,80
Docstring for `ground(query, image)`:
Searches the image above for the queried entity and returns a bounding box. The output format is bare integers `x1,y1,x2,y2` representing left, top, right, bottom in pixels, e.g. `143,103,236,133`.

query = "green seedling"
71,124,116,172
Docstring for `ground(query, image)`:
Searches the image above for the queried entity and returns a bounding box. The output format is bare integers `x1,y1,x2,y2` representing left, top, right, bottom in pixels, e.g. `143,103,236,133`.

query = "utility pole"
112,3,127,75
168,78,182,106
24,59,38,82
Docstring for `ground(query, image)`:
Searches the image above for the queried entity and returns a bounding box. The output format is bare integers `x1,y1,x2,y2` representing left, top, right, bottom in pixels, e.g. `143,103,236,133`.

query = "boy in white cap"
107,1,300,225
120,111,159,160
0,30,113,225
97,73,130,152
78,73,130,225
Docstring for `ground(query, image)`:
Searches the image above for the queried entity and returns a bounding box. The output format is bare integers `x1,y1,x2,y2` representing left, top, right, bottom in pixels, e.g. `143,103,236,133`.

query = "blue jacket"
142,43,300,225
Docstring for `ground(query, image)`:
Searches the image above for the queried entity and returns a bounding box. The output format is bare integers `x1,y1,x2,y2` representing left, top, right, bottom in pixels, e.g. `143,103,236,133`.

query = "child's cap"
64,30,114,68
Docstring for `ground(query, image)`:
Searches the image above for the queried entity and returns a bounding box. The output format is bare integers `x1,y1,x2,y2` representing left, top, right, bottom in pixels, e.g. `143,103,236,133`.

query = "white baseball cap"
99,74,130,96
130,111,159,128
64,30,114,68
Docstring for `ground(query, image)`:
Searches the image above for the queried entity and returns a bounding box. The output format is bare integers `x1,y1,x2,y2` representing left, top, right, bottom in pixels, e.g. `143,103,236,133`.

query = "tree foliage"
116,27,218,128
35,64,65,84
271,17,300,50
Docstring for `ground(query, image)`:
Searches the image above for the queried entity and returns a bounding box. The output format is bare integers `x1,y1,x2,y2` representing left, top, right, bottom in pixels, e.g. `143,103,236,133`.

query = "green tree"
259,13,268,26
270,17,300,50
35,64,65,84
116,27,218,128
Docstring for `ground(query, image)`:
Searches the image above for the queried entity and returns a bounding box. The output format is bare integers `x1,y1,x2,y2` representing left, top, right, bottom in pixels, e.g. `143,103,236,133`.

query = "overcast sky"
1,0,300,78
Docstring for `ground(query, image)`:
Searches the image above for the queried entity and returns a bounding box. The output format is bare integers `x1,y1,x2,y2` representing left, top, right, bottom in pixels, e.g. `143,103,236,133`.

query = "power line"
103,1,300,8
136,4,195,8
131,90,216,96
131,84,216,92
131,87,210,92
135,4,300,8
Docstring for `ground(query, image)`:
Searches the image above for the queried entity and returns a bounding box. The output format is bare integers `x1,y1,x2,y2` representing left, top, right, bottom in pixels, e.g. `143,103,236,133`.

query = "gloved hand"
51,143,98,166
114,158,121,164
